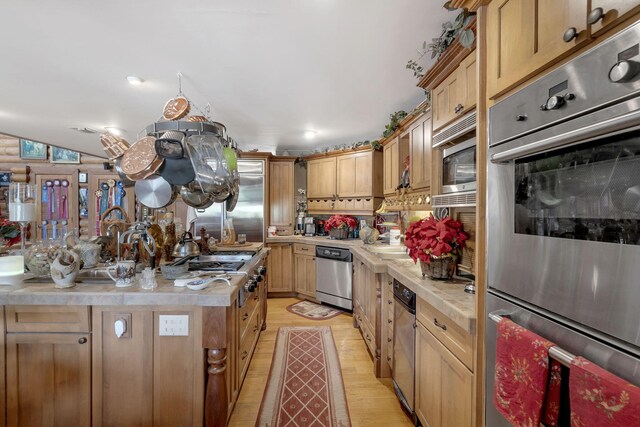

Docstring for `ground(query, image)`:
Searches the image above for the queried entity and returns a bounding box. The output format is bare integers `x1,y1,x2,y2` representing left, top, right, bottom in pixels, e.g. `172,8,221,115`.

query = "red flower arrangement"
0,217,21,247
324,215,357,232
404,215,468,263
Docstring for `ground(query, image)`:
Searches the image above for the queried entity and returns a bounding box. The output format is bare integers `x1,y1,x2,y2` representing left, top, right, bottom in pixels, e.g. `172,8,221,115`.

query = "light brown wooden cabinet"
294,252,316,298
269,160,295,235
409,111,433,191
336,151,381,197
267,243,294,293
487,0,590,98
383,136,400,195
590,0,640,36
307,157,337,198
416,321,473,427
432,51,476,132
6,332,92,427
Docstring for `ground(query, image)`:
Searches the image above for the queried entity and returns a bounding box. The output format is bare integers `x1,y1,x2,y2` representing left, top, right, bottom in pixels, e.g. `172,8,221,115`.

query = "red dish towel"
542,359,563,426
494,318,555,427
570,356,640,427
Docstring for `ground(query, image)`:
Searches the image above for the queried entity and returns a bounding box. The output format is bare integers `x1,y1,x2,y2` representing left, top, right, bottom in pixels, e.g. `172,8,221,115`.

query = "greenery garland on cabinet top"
406,2,476,80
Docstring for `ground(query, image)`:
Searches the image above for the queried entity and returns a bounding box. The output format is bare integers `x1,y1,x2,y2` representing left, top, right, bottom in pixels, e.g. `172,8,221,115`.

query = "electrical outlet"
158,315,189,336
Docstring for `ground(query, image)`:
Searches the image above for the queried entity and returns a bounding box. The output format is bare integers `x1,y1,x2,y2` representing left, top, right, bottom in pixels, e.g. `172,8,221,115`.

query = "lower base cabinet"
267,243,294,293
415,320,473,427
294,252,316,298
6,332,92,427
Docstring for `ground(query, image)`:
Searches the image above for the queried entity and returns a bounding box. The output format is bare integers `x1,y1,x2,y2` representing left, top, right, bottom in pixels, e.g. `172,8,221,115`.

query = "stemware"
8,182,38,254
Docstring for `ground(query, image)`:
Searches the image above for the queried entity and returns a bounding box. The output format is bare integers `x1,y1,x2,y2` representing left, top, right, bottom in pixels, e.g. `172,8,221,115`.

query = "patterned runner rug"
286,300,344,321
256,326,351,427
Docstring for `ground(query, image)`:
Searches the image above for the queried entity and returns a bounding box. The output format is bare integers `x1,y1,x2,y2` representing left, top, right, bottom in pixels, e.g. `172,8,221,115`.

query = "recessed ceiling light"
105,127,123,136
304,131,317,139
126,75,144,85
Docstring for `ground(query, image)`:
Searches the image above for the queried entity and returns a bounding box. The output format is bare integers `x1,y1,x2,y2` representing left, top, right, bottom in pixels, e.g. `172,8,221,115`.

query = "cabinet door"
432,71,459,132
487,0,588,98
307,158,336,198
294,253,316,298
458,52,477,115
416,323,473,427
353,260,364,313
7,332,91,427
88,173,135,238
269,161,294,232
590,0,640,36
267,244,293,292
337,152,373,197
409,113,432,191
35,172,80,240
383,138,399,194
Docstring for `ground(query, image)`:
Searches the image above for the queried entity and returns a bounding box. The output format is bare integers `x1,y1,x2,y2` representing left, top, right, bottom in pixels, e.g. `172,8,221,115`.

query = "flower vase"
329,227,349,240
420,254,456,280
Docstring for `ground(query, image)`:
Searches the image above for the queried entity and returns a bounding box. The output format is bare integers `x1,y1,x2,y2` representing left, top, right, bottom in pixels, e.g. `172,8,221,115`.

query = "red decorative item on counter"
0,217,21,247
493,318,555,427
323,215,357,232
569,356,640,427
404,214,468,263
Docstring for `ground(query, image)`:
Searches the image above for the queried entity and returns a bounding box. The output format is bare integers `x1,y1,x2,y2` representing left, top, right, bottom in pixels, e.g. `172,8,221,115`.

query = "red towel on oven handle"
494,318,556,427
569,356,640,427
542,359,563,426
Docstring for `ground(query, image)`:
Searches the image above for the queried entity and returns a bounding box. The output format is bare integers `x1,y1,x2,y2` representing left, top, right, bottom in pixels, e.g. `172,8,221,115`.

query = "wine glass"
8,183,37,254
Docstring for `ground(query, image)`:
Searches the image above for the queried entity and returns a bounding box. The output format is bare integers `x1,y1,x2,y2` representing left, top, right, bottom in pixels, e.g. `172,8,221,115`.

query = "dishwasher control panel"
316,246,352,261
393,279,416,311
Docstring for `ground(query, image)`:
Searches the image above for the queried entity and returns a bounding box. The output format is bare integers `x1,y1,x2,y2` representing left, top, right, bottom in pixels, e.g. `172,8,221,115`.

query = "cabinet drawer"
361,319,376,357
239,299,259,342
6,305,90,333
239,309,260,380
417,298,474,371
293,243,315,255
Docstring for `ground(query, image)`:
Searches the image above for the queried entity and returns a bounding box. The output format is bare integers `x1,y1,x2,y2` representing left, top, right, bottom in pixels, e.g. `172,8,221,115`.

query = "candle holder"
8,182,38,254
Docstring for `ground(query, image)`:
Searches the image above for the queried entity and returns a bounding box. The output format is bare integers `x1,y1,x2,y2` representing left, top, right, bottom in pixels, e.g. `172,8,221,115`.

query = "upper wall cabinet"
336,151,382,198
307,157,336,199
409,111,433,191
269,159,295,234
432,52,477,132
485,0,640,99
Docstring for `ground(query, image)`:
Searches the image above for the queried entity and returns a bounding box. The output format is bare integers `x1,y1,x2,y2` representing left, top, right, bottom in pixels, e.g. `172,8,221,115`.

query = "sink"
75,268,113,282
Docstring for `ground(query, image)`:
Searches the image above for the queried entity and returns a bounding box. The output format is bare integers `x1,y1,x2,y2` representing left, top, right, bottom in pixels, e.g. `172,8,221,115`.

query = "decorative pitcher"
50,249,81,288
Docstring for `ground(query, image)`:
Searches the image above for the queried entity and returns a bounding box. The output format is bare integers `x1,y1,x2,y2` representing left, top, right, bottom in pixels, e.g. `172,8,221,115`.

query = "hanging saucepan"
179,181,214,209
226,171,240,212
120,136,164,180
134,174,178,208
155,132,196,186
113,158,135,187
185,134,231,202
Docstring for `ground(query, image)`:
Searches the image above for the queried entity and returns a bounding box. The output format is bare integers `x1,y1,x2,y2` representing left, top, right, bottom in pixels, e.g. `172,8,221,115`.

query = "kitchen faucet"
119,220,158,268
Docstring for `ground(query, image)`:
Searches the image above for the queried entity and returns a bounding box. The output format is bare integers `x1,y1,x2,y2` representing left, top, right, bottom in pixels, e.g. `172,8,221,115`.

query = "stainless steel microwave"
442,136,476,194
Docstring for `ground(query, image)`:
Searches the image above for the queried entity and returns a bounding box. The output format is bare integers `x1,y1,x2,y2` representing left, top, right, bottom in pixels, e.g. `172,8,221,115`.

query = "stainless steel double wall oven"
486,21,640,426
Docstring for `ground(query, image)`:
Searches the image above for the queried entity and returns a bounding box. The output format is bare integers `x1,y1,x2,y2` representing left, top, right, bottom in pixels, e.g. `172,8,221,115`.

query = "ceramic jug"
50,249,81,288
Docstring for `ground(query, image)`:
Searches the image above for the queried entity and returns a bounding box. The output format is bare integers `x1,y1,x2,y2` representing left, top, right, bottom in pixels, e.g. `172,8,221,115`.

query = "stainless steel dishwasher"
392,279,417,424
315,246,353,310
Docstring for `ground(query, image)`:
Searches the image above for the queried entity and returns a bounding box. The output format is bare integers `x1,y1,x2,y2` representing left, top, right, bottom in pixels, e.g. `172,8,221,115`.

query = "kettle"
173,231,201,258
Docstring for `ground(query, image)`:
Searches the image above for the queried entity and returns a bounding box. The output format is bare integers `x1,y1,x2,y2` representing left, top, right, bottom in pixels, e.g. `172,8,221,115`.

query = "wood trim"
379,103,431,147
5,305,90,333
302,144,376,161
418,19,477,91
474,5,488,427
238,151,273,160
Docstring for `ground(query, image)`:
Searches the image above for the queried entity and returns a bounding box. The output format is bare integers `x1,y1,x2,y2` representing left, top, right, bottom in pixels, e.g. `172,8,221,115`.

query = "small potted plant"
404,214,468,280
324,215,357,240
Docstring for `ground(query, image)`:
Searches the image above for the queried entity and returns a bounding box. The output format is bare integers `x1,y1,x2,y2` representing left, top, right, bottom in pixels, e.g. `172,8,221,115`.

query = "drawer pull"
241,351,248,360
253,326,259,332
78,337,87,344
388,281,393,286
242,313,249,321
301,247,308,251
366,334,372,342
433,318,447,331
388,337,392,343
388,300,392,305
387,356,392,362
254,294,259,301
388,319,392,324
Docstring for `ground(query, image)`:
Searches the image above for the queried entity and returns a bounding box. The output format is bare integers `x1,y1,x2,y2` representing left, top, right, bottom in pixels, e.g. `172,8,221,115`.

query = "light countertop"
0,248,269,307
266,235,476,334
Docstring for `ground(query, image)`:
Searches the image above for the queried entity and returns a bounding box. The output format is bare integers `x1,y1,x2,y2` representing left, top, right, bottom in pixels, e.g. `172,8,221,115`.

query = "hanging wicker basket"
329,227,349,240
420,254,456,280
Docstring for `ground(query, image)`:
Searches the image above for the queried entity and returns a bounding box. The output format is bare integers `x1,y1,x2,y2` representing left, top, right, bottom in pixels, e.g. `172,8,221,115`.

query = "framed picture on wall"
0,172,11,187
78,172,88,184
51,147,80,164
19,139,47,160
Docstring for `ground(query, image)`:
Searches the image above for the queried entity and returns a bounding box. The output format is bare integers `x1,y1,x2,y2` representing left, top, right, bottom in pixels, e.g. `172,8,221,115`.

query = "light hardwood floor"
228,298,413,427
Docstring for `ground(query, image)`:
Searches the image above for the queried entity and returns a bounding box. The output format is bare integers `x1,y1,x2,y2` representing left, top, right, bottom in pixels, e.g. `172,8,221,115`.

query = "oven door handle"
490,108,640,163
488,310,576,367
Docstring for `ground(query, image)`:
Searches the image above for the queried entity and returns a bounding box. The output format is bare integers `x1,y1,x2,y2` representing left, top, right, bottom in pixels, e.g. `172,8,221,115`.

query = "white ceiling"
0,1,454,157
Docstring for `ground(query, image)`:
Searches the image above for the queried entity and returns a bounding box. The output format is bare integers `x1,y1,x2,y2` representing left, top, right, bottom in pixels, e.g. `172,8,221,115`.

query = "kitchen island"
0,248,268,427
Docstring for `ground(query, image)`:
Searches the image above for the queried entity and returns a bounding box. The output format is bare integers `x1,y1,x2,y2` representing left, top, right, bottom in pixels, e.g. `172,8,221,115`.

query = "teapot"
173,231,200,258
64,231,101,269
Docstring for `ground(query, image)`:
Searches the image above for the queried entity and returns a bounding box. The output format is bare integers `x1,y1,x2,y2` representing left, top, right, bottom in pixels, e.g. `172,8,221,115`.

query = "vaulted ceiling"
0,1,454,157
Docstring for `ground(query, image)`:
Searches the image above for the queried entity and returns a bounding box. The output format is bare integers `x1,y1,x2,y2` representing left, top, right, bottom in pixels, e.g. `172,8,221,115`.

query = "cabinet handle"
388,319,392,324
433,318,447,331
388,300,392,305
563,27,578,43
587,7,604,25
241,351,248,360
242,313,249,321
387,356,392,362
388,337,392,343
254,294,259,301
301,247,308,251
388,281,392,286
78,337,87,344
366,334,372,342
454,103,464,114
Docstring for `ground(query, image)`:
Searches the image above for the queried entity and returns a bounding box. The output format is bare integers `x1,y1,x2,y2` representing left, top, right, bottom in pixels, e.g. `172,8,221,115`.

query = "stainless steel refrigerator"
195,159,265,242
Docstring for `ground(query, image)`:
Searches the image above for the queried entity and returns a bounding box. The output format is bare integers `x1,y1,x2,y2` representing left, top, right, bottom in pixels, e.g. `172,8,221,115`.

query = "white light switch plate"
158,315,189,336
